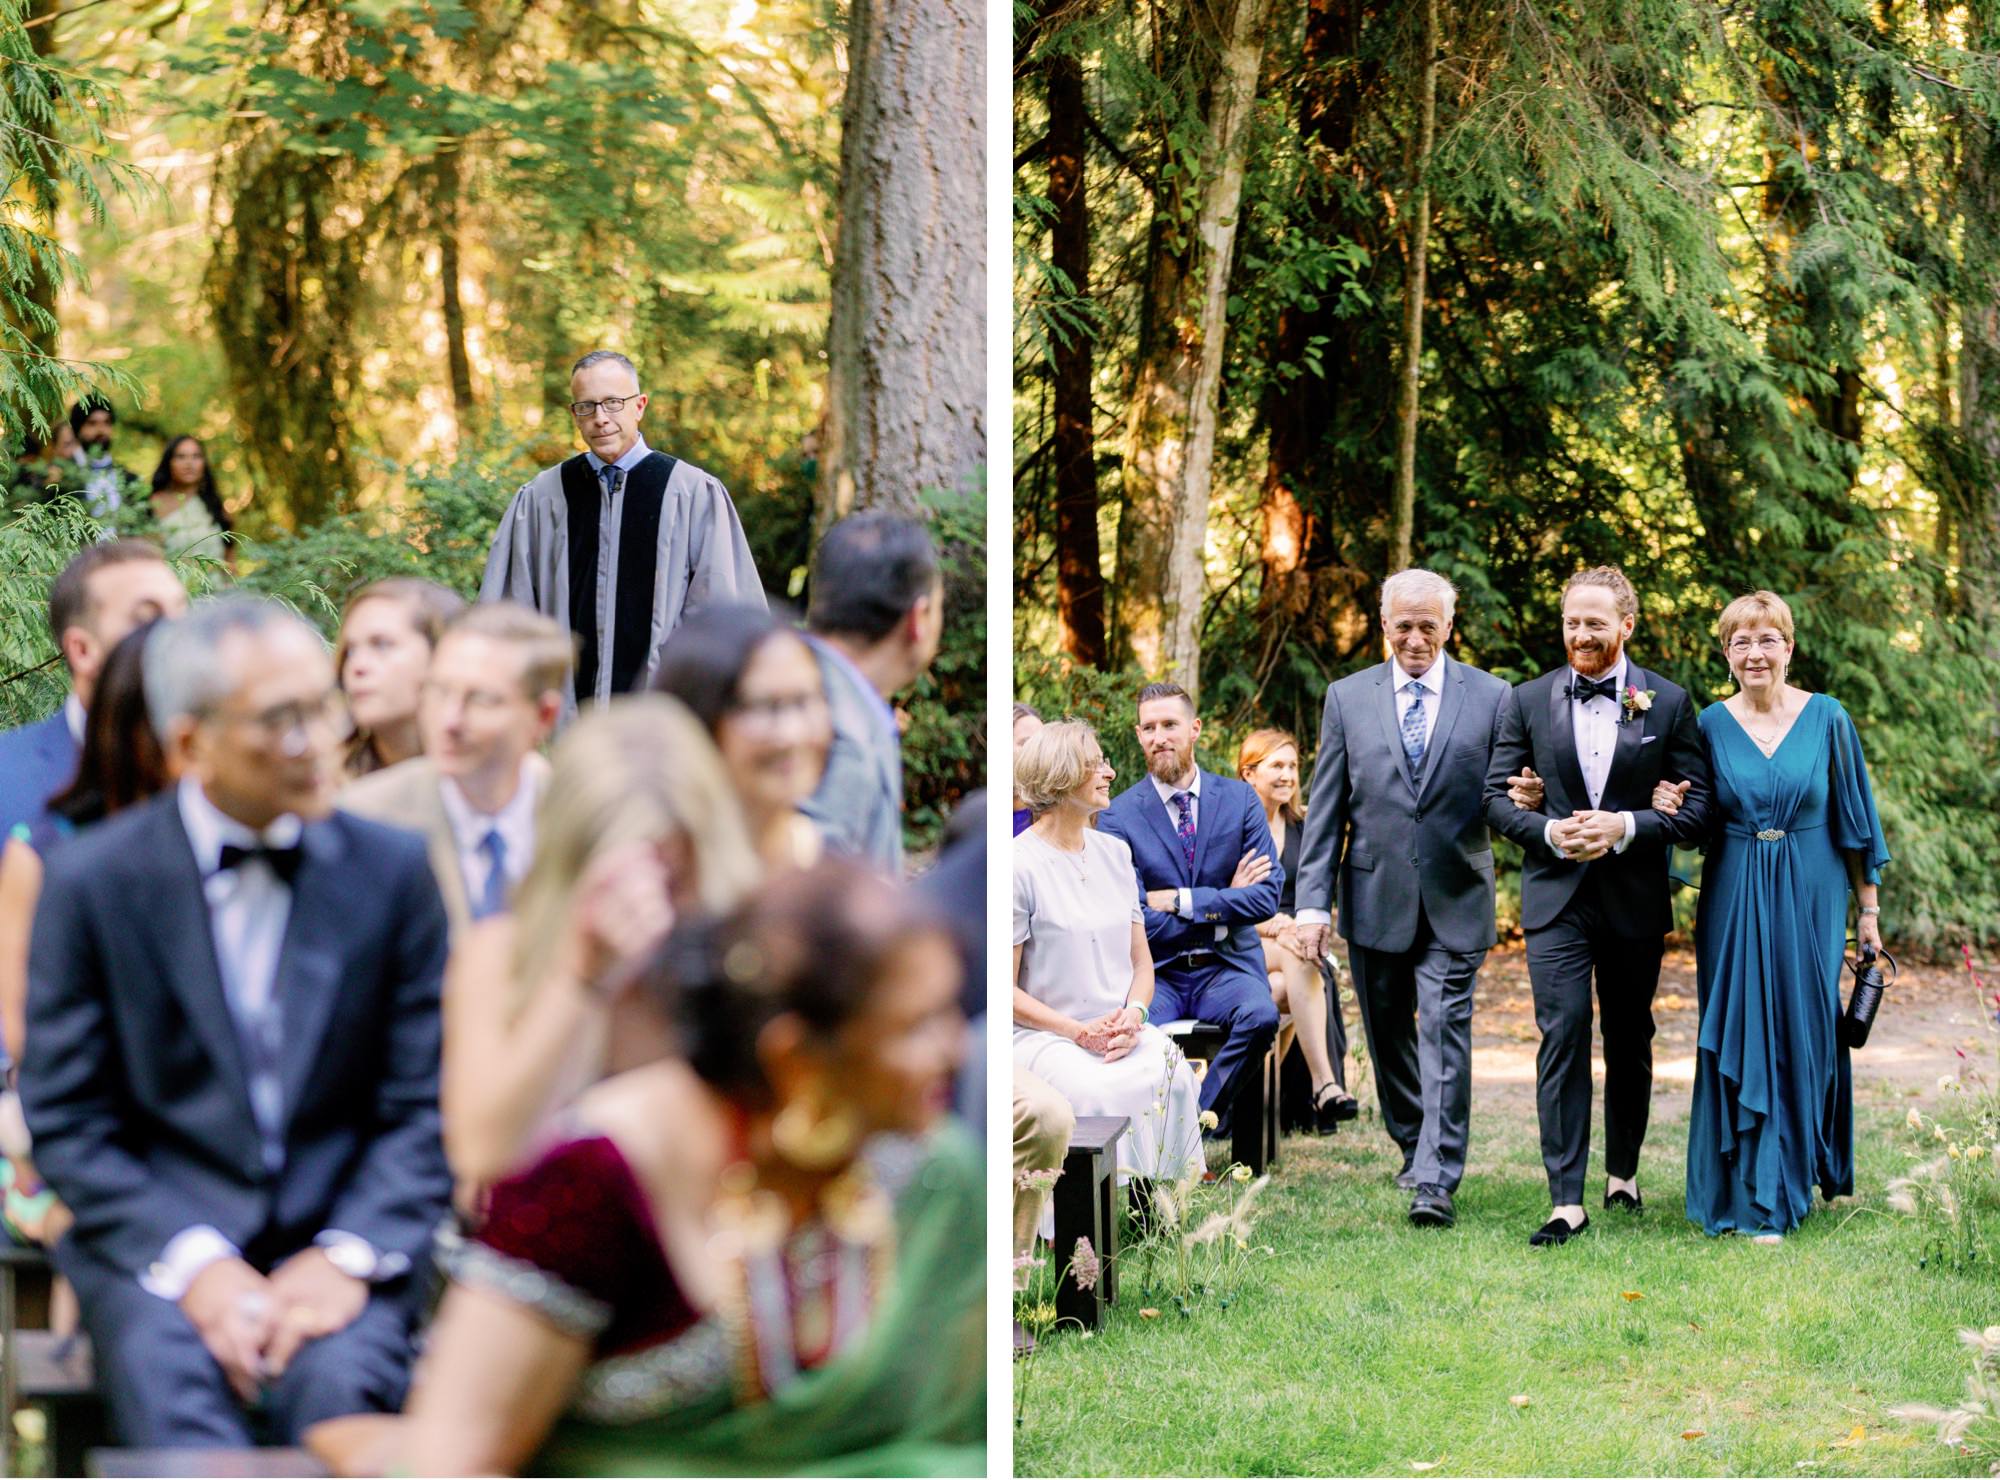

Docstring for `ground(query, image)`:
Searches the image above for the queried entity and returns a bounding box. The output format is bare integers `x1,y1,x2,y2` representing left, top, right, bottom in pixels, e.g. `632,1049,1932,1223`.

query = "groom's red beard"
1566,635,1624,677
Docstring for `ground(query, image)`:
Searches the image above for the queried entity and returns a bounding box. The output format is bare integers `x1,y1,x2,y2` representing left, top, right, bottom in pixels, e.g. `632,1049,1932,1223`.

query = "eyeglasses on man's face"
570,396,641,419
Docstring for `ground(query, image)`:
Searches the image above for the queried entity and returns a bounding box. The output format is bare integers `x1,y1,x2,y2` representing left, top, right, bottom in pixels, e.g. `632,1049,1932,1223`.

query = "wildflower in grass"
1015,1167,1061,1193
1231,1164,1251,1183
1070,1237,1101,1292
1198,1110,1219,1131
1908,1107,1925,1131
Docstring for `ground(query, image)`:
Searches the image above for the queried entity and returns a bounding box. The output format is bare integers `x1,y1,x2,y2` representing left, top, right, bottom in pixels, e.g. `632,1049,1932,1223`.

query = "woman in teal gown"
1686,591,1890,1238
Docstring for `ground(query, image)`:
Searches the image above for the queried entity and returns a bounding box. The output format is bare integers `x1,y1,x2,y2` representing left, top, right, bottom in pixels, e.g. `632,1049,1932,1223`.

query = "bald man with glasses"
481,350,765,722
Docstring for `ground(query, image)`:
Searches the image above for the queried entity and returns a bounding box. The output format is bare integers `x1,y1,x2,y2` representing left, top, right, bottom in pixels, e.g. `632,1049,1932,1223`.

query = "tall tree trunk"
1960,109,2000,626
1115,0,1269,696
1045,35,1107,668
436,150,476,438
1387,0,1437,576
9,0,62,372
818,0,986,529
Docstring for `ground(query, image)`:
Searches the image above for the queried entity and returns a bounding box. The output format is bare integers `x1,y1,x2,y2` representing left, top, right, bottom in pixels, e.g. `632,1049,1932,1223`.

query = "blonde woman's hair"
507,695,762,1013
1237,727,1304,826
1717,589,1795,647
1015,720,1100,816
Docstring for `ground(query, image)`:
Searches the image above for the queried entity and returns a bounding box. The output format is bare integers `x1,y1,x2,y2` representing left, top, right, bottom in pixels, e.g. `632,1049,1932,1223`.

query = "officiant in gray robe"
480,350,765,720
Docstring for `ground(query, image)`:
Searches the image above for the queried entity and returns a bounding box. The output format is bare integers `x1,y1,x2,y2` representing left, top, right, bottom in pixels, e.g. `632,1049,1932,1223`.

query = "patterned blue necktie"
474,829,509,920
1400,682,1428,770
1171,790,1197,871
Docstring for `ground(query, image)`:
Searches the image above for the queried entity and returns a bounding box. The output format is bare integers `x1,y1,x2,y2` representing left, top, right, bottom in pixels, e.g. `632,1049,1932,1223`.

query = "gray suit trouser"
1346,903,1484,1191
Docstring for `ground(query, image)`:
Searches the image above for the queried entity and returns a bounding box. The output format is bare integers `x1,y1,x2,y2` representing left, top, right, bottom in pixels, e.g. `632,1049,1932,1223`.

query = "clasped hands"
1504,768,1691,861
1072,1004,1146,1063
180,1248,369,1402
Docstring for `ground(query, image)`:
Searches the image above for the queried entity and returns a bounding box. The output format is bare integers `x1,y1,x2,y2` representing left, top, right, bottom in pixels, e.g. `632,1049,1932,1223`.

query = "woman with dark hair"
0,618,174,1249
147,436,233,559
365,861,980,1476
652,604,832,873
334,577,466,780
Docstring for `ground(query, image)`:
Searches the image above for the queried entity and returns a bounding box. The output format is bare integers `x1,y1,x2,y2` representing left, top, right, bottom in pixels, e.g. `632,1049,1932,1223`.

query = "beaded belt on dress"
1721,822,1823,842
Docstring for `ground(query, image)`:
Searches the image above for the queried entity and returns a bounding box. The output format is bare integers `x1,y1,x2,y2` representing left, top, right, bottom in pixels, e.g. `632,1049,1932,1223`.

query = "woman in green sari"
386,860,983,1477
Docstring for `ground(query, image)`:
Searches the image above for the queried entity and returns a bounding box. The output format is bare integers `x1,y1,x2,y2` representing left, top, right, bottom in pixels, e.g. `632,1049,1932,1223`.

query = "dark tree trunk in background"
436,150,477,436
1046,31,1106,668
1387,0,1438,575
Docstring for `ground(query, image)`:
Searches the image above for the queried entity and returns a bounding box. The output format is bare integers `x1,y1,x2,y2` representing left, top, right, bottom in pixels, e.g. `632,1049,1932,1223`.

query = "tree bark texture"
1387,0,1437,576
1045,36,1107,668
818,0,986,530
436,150,477,436
1116,0,1269,698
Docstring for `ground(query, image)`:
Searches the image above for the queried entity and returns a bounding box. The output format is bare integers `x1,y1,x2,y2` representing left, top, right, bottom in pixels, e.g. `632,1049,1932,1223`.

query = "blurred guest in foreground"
1237,727,1354,1131
801,512,945,877
652,604,832,874
341,604,570,939
440,696,760,1191
23,596,451,1447
1014,721,1202,1190
380,862,981,1476
1012,703,1043,836
334,577,466,781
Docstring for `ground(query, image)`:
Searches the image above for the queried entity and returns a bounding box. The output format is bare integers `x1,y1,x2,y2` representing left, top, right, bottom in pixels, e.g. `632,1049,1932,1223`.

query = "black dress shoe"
1409,1184,1456,1228
1604,1188,1644,1213
1528,1213,1589,1247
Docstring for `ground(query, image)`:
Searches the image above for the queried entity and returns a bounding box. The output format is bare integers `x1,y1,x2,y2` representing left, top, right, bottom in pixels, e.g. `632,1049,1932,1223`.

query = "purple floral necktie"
1171,790,1196,871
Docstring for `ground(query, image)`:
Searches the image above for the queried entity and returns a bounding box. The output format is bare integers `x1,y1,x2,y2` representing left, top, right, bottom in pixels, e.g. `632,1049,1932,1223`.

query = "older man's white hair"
143,595,322,744
1379,567,1457,625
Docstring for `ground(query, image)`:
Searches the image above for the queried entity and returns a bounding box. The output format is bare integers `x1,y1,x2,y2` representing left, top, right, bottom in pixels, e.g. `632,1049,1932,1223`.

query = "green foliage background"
1014,0,2000,954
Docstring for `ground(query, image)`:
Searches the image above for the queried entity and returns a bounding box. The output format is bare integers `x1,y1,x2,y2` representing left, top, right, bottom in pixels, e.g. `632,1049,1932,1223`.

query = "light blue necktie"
1400,681,1427,770
474,829,509,920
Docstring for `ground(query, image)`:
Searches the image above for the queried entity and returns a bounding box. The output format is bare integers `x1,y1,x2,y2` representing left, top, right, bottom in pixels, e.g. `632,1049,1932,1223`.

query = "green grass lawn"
1014,1080,2000,1477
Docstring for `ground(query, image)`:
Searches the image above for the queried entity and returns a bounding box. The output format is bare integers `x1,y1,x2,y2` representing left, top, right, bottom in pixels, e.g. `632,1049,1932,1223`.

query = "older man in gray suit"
800,512,944,878
1294,569,1510,1229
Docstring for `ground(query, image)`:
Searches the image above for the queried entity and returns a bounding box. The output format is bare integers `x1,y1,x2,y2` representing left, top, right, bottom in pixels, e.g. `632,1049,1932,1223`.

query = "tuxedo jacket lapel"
1546,671,1591,815
276,822,347,1130
1189,772,1219,882
1374,663,1417,791
147,800,259,1143
1604,662,1650,798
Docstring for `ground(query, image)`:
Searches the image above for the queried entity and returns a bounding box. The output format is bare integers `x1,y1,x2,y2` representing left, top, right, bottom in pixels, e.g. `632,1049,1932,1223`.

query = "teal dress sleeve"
1826,699,1891,884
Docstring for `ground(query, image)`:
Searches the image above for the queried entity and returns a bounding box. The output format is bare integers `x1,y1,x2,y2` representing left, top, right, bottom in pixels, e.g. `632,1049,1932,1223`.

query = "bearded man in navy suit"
1098,682,1282,1137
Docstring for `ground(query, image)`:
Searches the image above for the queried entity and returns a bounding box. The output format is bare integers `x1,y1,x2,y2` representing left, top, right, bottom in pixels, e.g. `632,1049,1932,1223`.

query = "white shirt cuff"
1295,909,1332,927
1542,818,1562,855
314,1230,411,1283
1614,811,1635,855
141,1225,240,1301
1177,887,1193,918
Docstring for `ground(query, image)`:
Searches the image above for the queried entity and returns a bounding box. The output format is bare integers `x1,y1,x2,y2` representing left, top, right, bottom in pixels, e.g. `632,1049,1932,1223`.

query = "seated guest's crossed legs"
58,1238,419,1448
1156,957,1280,1130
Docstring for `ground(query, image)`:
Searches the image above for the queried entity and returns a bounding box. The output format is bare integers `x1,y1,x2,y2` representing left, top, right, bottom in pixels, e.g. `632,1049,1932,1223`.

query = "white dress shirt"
1542,656,1636,858
143,780,393,1301
1149,770,1227,943
62,693,84,745
439,761,540,910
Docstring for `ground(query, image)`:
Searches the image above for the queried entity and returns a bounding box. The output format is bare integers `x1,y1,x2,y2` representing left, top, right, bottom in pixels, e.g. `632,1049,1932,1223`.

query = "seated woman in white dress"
1012,720,1203,1190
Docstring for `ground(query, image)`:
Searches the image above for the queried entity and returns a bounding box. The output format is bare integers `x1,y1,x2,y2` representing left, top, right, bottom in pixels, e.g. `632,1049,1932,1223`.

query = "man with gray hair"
481,349,765,720
22,595,452,1446
1293,567,1510,1230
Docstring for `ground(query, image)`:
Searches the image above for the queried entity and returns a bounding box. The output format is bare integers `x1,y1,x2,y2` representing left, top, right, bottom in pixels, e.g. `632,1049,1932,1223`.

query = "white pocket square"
1640,735,1658,745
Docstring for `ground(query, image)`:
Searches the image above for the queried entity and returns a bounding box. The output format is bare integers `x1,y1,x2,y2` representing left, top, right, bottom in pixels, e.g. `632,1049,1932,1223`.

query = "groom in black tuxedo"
1482,566,1710,1247
23,596,451,1446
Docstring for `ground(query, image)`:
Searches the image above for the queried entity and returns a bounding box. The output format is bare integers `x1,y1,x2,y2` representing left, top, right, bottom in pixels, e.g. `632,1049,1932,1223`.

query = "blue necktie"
474,829,509,920
1400,682,1427,770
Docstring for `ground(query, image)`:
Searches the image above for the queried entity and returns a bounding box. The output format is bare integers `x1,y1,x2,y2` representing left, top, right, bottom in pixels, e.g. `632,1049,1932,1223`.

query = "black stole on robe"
559,451,679,698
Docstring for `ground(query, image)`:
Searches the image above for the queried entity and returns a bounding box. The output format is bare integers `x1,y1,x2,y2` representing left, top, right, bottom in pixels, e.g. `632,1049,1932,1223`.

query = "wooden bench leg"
2,1256,15,1478
1052,1146,1110,1330
1265,1042,1282,1171
1095,1158,1118,1307
1231,1050,1271,1177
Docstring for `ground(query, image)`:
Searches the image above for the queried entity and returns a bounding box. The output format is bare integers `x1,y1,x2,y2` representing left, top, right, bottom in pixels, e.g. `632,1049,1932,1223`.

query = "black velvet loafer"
1604,1188,1643,1213
1528,1213,1589,1247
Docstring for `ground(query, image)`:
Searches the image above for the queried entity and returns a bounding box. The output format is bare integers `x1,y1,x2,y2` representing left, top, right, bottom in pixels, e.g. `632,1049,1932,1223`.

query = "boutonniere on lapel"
1620,685,1655,727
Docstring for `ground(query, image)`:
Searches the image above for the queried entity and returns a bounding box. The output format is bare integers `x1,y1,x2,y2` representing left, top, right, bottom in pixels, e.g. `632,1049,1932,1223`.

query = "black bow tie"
217,841,304,883
1568,674,1620,705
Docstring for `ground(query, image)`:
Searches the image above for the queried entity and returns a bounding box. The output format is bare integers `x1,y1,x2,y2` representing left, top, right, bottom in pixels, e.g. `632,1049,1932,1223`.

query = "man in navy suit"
1099,681,1282,1136
23,596,450,1446
0,539,187,845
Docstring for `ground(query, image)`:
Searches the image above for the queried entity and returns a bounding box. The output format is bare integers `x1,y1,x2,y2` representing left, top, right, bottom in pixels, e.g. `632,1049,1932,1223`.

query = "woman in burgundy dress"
387,861,983,1476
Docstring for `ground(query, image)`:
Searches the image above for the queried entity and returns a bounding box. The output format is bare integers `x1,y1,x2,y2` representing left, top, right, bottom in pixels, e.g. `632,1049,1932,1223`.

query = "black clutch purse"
1839,942,1896,1049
